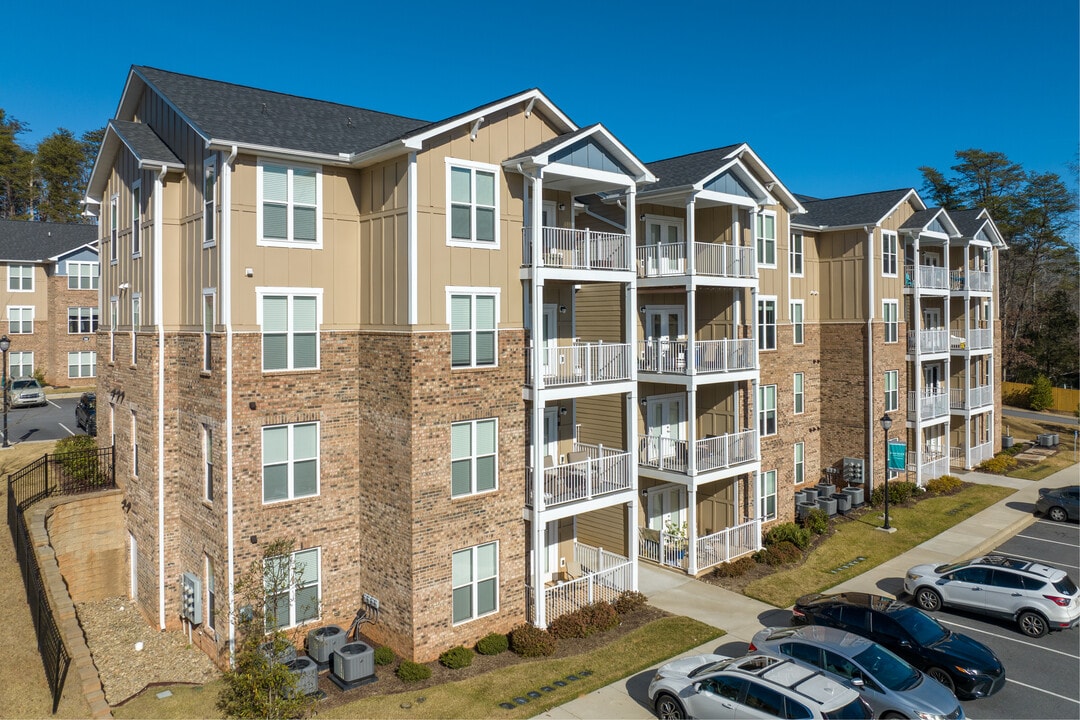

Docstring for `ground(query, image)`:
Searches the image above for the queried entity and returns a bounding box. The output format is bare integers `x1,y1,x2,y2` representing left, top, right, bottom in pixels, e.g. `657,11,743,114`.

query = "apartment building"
0,219,99,387
81,65,1003,666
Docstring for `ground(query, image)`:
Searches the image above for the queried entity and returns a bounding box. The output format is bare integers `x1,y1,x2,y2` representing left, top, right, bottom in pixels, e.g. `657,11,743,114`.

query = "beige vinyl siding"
816,229,869,321
576,505,627,556
697,479,737,535
574,283,623,342
694,205,738,245
102,150,155,330
575,395,625,450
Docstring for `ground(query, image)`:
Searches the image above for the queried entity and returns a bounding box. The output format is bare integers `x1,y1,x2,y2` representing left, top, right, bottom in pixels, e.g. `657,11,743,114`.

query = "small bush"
612,591,648,615
509,624,556,657
373,646,395,666
1029,374,1054,411
754,541,802,566
56,434,96,452
713,555,756,578
979,454,1018,474
548,610,590,640
764,522,811,550
438,645,473,669
870,481,919,506
475,632,508,655
803,508,829,535
582,601,619,633
926,475,963,494
395,660,432,682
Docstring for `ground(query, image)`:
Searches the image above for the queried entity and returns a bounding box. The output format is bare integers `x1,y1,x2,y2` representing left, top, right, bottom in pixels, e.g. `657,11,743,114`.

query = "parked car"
75,392,96,436
905,554,1080,637
792,592,1005,699
749,625,964,719
648,651,872,719
8,378,46,408
1035,485,1080,523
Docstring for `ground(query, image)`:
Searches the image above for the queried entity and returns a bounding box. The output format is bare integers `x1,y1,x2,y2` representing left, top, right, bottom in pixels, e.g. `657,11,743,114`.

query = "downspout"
222,144,238,658
864,226,876,497
407,152,418,325
154,163,167,630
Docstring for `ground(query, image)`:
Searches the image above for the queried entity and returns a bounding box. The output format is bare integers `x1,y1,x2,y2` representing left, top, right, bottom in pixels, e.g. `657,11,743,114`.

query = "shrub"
803,507,829,535
926,475,963,494
373,646,395,665
979,454,1018,474
438,645,473,669
475,632,508,655
1029,374,1054,411
764,522,811,550
548,610,590,640
581,601,619,633
509,624,556,657
713,555,756,578
870,481,919,507
396,660,432,682
754,540,802,566
612,591,648,615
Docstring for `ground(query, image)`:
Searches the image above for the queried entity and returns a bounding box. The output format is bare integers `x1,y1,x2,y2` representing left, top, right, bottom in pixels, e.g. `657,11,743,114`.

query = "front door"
646,394,685,467
544,520,560,582
647,484,687,532
924,364,941,394
645,306,686,372
543,406,559,463
542,304,558,378
645,217,684,275
922,307,941,330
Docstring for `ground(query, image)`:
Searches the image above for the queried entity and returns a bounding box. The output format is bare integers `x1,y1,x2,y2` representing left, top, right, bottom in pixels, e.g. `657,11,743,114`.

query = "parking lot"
0,395,88,445
930,517,1080,719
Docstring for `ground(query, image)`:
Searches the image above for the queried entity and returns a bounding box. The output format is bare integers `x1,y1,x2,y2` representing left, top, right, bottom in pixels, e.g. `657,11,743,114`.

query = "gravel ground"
77,597,221,705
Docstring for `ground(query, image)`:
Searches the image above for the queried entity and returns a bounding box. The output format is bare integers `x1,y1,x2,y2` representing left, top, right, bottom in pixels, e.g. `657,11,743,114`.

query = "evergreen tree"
35,129,86,223
0,109,35,219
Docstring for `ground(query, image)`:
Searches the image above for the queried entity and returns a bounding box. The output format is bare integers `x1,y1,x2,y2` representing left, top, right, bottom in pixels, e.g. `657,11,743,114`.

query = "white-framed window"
258,288,322,371
131,410,139,478
884,370,899,412
790,300,804,345
109,195,119,263
257,160,322,247
758,384,777,437
794,372,804,414
794,444,805,485
882,300,898,343
68,261,99,290
109,298,118,363
205,555,216,632
203,423,214,502
451,418,497,497
9,351,33,378
202,291,215,372
452,541,498,624
68,307,98,334
131,294,141,364
757,297,777,351
790,232,804,276
262,421,319,503
7,265,33,292
131,180,142,257
203,154,217,247
67,351,96,379
645,215,685,245
882,231,898,276
756,211,777,267
446,159,499,247
759,470,777,521
7,306,33,334
448,287,499,368
265,547,320,630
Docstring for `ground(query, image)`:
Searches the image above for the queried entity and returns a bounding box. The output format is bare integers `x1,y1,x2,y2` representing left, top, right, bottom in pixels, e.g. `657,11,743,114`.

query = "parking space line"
994,551,1079,571
1005,677,1080,704
47,399,61,409
58,422,75,437
1014,534,1080,548
939,619,1080,658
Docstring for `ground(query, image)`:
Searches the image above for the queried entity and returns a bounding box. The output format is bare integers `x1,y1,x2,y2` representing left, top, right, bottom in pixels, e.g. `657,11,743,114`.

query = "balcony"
908,448,949,480
951,441,995,469
638,338,755,376
950,384,993,411
904,264,949,291
530,542,633,625
527,341,632,388
950,329,992,351
950,268,992,292
908,390,950,422
907,329,948,355
637,518,761,573
638,429,757,476
526,444,633,510
523,227,631,272
635,242,756,280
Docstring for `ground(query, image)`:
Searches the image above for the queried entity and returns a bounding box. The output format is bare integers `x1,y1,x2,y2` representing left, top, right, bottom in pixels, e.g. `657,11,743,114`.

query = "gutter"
222,144,238,660
153,163,168,630
864,225,876,497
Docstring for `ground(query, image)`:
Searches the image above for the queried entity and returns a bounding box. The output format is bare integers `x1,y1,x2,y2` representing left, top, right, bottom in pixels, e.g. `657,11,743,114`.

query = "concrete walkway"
539,466,1077,719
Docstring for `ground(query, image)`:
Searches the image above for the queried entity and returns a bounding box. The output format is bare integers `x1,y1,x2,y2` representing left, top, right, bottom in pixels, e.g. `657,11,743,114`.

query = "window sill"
200,370,212,378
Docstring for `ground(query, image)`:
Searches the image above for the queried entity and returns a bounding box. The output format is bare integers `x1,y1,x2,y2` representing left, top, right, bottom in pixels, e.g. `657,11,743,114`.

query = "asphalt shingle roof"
899,207,944,232
111,120,182,166
0,220,97,261
644,144,744,193
796,189,914,228
949,208,986,237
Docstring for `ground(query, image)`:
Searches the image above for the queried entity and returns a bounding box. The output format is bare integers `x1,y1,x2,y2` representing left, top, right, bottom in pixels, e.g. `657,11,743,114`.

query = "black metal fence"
7,446,115,714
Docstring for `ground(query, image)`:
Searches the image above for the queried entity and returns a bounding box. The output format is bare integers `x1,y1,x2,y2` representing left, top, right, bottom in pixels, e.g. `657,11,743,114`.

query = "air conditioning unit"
284,656,318,697
306,625,346,665
259,640,296,666
332,642,375,683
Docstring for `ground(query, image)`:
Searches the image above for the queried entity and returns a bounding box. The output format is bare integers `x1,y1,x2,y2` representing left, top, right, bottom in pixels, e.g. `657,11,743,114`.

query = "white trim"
790,299,804,346
451,540,500,625
131,179,142,258
6,305,34,334
756,210,778,268
794,442,805,485
154,162,166,631
261,421,321,504
255,287,325,372
450,417,499,497
407,152,418,325
255,159,324,249
793,371,804,415
66,351,97,379
445,286,501,369
203,153,218,248
789,231,804,277
445,158,501,249
882,299,899,343
758,384,777,437
6,265,34,293
881,230,899,277
757,296,777,351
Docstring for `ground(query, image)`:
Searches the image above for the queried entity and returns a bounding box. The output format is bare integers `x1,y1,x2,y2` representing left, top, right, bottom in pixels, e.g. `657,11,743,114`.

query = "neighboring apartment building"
0,219,99,387
81,66,1003,666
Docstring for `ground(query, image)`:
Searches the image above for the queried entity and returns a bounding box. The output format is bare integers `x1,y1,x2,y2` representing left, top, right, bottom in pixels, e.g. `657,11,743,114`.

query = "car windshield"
852,644,920,691
11,379,37,390
895,607,947,645
933,559,972,574
1053,576,1078,595
824,697,872,719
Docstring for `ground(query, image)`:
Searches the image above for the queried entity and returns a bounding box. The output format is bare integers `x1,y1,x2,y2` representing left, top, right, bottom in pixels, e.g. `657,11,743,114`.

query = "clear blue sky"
3,0,1077,203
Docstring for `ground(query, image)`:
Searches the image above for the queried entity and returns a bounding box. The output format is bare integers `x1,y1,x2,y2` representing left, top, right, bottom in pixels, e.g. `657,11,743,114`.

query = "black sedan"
792,591,1005,699
1035,485,1079,522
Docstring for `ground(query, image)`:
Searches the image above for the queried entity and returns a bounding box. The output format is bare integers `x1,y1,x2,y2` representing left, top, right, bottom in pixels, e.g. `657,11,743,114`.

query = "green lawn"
744,484,1014,608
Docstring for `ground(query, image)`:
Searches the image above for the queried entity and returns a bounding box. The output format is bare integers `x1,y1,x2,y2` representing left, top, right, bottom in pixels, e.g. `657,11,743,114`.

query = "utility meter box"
180,572,202,624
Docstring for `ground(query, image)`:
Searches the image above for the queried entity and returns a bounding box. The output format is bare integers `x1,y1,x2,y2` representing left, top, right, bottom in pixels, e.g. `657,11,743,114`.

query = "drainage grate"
499,670,594,709
828,556,867,574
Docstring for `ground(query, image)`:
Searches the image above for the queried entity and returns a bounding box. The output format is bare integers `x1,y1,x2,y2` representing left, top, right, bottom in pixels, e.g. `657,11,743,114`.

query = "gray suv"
750,625,964,719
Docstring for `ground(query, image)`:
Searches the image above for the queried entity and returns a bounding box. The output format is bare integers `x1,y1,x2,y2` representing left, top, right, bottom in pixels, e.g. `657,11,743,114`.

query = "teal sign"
887,440,907,470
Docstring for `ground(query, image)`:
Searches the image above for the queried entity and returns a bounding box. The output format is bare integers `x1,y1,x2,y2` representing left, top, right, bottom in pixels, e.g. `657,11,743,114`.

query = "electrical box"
181,572,202,624
842,457,865,485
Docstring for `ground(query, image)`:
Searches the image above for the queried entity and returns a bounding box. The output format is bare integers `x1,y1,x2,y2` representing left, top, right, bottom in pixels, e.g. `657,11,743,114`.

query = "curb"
958,510,1040,562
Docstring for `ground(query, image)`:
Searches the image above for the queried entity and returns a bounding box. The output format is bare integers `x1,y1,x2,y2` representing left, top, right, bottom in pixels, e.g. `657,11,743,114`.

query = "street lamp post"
0,335,10,449
880,412,893,531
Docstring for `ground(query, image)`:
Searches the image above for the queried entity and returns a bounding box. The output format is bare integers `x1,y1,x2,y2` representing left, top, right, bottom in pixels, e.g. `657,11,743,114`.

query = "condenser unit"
306,625,346,665
332,642,375,683
284,656,318,697
258,640,296,666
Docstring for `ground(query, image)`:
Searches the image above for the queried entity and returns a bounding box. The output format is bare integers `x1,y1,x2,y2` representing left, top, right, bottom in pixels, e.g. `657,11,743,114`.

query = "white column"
687,487,698,575
625,186,636,271
688,287,697,378
686,194,696,275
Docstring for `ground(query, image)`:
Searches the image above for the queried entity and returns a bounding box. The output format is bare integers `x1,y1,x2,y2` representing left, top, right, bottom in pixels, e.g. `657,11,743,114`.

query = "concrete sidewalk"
540,466,1077,719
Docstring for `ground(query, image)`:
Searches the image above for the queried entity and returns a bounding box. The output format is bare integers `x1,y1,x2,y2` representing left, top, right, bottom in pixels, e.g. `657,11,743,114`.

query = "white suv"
905,554,1080,637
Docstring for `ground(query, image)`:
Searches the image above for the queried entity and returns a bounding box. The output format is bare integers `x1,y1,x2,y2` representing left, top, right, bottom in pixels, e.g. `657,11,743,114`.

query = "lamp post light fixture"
879,412,893,532
0,334,10,449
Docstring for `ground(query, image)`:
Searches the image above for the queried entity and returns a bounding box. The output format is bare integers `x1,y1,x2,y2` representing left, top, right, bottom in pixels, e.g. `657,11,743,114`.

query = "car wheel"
915,587,943,612
927,666,955,694
1048,506,1068,522
1018,611,1048,637
654,692,687,720
881,713,908,719
76,416,82,430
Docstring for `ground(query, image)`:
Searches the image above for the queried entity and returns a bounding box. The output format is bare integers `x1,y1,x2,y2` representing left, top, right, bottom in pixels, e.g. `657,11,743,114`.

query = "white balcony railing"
905,264,949,291
527,445,632,509
528,342,632,387
634,242,756,279
523,226,631,271
908,449,950,481
539,542,633,623
950,269,993,292
908,390,950,421
638,429,757,475
950,385,993,410
950,441,995,469
907,329,949,354
695,518,761,571
638,338,755,375
950,328,991,351
637,243,686,276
